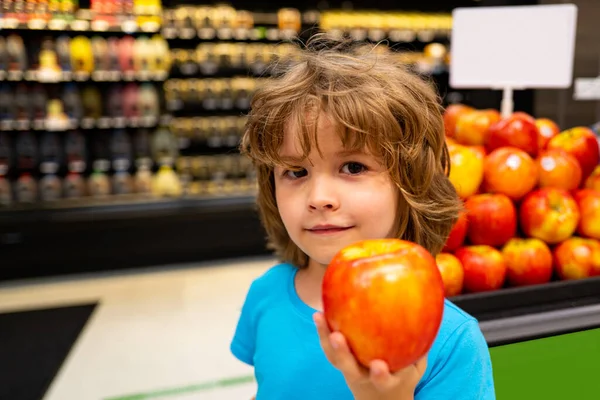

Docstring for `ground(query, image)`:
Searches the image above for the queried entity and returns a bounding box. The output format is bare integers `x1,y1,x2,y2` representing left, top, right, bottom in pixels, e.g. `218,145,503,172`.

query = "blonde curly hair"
241,36,462,267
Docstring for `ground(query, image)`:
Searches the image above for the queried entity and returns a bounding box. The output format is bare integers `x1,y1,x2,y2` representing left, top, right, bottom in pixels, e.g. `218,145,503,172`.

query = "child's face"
274,112,400,268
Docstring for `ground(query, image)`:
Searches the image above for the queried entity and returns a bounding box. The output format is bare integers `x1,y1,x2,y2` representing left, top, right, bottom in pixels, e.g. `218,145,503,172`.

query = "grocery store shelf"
0,115,169,132
480,303,600,346
0,194,255,223
0,70,168,83
0,195,267,281
0,17,160,33
453,276,600,322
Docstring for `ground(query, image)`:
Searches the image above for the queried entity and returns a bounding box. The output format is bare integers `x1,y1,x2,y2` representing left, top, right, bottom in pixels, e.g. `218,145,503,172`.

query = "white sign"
450,4,578,90
574,78,600,101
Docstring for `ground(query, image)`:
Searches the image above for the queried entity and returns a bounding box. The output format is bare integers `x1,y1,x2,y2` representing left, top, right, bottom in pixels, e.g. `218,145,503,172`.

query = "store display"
441,103,600,295
1,34,169,82
0,2,176,206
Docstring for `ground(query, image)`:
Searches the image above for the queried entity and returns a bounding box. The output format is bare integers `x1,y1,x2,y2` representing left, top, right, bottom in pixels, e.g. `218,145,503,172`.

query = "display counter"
0,195,268,281
481,303,600,400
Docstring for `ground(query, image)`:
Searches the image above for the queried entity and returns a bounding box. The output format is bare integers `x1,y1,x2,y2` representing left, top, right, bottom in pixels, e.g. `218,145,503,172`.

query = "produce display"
438,105,600,296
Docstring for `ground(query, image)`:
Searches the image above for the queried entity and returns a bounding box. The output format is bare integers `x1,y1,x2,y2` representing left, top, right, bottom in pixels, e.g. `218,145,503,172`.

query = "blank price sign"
450,4,578,90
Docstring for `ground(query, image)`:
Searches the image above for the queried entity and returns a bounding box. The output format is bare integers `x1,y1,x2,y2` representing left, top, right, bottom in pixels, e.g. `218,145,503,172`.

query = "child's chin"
307,252,335,269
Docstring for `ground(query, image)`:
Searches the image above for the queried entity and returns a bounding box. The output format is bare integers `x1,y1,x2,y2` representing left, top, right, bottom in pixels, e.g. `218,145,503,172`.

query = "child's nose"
307,176,340,211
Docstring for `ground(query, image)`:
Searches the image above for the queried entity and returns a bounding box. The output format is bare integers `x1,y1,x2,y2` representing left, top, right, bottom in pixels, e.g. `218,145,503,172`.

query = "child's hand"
314,312,427,400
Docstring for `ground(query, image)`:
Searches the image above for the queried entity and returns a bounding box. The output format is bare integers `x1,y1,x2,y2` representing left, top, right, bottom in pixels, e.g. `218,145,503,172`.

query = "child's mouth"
307,226,353,235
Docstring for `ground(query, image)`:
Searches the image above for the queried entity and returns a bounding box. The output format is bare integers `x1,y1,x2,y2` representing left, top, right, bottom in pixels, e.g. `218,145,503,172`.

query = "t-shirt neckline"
287,264,319,321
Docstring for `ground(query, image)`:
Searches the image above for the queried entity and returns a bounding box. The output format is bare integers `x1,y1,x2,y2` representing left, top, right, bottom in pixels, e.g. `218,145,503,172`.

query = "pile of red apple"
437,105,600,296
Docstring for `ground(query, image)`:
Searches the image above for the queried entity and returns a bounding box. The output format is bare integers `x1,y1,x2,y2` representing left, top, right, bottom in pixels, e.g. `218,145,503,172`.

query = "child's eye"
284,168,308,179
342,162,367,175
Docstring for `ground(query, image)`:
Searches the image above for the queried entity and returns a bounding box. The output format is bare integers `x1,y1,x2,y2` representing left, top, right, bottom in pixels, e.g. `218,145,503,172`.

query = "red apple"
535,118,560,150
435,253,464,297
455,245,507,293
520,188,580,244
444,104,474,138
501,238,553,287
553,237,600,280
443,211,468,252
465,194,517,247
486,112,539,157
547,127,600,179
322,238,444,373
574,189,600,240
454,109,501,146
584,165,600,191
484,147,538,200
536,149,582,191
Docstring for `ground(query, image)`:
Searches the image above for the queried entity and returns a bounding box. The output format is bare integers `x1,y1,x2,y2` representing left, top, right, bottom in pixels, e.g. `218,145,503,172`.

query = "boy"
230,36,495,400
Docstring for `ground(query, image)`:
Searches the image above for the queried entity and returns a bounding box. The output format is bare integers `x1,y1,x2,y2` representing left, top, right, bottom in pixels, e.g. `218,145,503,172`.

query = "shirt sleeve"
230,282,258,366
415,319,496,400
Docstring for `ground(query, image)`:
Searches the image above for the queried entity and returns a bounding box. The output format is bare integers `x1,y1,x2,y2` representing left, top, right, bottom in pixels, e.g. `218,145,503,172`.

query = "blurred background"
1,0,599,399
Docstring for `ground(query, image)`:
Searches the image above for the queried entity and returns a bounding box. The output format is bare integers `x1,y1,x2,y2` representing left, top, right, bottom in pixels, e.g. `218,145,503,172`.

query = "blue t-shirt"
231,263,496,399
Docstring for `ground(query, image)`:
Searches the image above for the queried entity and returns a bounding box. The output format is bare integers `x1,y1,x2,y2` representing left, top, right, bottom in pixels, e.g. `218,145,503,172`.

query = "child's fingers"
313,313,363,382
328,331,363,382
313,313,336,362
414,355,428,376
369,359,395,392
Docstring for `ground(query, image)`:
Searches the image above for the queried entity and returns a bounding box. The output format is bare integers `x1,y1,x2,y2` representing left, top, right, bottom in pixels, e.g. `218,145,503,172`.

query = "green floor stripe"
104,374,255,400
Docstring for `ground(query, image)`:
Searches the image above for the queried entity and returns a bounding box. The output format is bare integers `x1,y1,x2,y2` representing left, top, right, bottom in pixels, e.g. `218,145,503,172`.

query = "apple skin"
535,118,560,150
436,253,464,297
547,127,600,179
455,245,507,293
448,144,484,199
501,238,553,287
322,238,444,373
536,149,583,191
519,188,580,244
553,237,600,280
444,104,474,138
584,166,600,191
442,211,468,252
486,112,539,157
574,189,600,240
484,147,538,201
465,194,517,247
469,145,487,161
454,109,501,146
